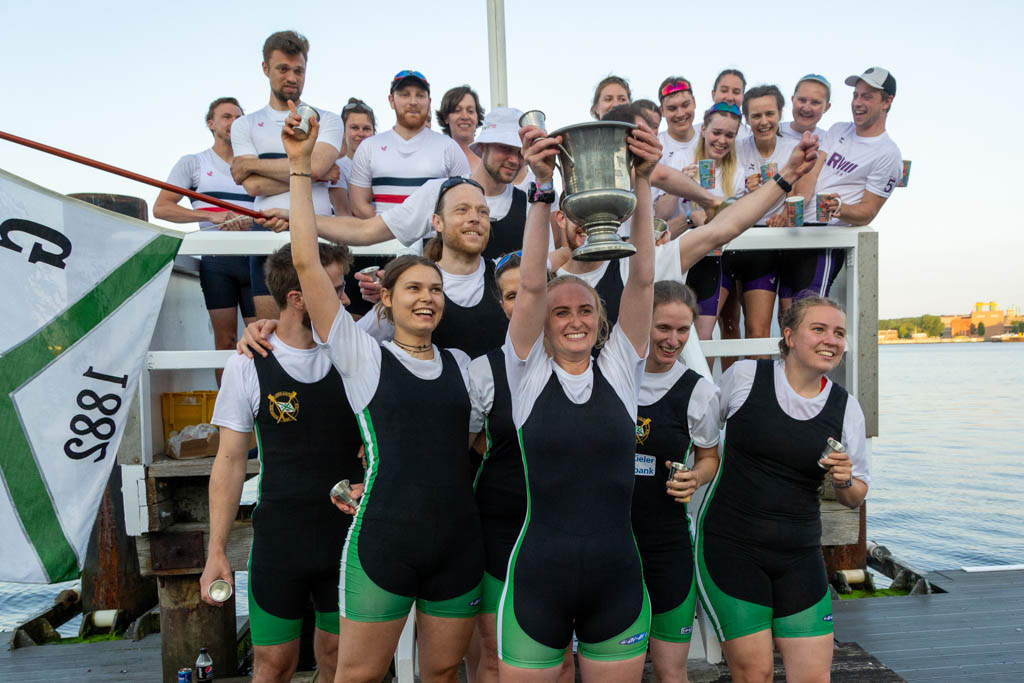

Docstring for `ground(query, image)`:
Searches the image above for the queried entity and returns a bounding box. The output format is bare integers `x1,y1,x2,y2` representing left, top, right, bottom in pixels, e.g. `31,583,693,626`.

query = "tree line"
879,315,946,338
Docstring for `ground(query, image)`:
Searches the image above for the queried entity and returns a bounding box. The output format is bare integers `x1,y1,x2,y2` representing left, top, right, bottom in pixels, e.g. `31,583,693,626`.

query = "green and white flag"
0,169,182,583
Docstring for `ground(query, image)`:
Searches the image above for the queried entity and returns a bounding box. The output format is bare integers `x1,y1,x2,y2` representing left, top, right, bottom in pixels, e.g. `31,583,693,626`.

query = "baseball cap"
844,67,896,97
797,73,832,90
390,69,430,94
470,107,524,155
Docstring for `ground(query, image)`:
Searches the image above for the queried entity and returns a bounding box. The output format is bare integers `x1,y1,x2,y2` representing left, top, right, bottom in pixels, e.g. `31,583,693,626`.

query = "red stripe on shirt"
373,194,409,204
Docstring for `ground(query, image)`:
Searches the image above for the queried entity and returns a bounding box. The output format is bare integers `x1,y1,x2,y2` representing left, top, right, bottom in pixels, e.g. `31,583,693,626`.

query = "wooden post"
158,575,238,683
823,503,868,576
73,193,158,621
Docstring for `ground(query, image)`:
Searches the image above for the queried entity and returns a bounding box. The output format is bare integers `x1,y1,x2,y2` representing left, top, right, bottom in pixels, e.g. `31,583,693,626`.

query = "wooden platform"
833,568,1024,681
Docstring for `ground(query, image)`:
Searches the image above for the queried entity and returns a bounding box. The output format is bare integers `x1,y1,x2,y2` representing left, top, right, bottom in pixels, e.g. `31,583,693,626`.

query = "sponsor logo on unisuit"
635,454,656,477
680,626,693,635
618,632,647,646
469,598,481,607
823,614,833,622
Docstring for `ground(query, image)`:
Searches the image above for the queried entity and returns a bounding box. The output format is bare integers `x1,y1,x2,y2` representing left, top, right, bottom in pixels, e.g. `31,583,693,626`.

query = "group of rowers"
162,29,890,683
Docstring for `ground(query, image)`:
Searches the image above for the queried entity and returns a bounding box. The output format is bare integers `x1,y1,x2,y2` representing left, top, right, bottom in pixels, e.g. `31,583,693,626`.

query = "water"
2,344,1022,632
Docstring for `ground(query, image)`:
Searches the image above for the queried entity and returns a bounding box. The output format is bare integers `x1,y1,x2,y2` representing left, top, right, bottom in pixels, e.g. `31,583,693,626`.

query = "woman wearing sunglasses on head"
328,98,376,217
281,102,483,683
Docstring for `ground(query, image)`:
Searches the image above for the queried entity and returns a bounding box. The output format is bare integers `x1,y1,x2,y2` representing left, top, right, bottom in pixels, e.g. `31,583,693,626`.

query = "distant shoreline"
879,337,1024,345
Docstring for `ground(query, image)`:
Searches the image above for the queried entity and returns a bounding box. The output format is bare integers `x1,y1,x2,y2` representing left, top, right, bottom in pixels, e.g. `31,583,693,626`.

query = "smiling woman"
280,105,484,683
695,295,871,682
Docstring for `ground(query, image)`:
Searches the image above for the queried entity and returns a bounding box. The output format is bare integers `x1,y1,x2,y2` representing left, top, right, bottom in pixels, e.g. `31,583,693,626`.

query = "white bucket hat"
470,107,524,155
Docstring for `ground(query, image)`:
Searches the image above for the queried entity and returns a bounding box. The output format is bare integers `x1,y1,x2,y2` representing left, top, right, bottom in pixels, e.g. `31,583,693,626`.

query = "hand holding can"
667,461,692,503
698,159,715,189
293,104,320,141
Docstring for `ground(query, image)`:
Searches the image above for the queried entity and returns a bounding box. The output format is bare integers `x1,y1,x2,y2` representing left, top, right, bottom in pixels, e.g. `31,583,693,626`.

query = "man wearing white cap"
778,67,902,308
779,74,832,141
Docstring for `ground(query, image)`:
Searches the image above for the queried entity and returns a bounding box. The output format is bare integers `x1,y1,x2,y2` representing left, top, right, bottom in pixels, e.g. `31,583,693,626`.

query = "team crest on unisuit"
267,391,299,423
635,417,652,445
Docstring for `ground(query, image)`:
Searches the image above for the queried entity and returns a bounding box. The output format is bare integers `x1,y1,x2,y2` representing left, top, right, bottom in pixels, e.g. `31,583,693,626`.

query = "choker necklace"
393,338,432,354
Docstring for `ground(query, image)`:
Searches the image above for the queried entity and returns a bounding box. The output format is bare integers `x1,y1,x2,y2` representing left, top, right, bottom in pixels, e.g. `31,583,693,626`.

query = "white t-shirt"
506,325,645,428
230,104,342,215
736,135,799,225
329,156,353,190
348,128,470,215
468,344,503,434
815,122,902,226
658,129,701,166
211,333,333,432
382,178,516,247
556,239,687,290
356,259,487,342
658,149,744,218
165,148,254,230
316,305,470,413
779,121,826,142
639,362,721,448
718,359,870,482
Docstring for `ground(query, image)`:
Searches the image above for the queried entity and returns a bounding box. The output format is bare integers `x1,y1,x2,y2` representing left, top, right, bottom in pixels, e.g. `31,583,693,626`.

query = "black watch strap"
773,173,793,193
528,182,556,204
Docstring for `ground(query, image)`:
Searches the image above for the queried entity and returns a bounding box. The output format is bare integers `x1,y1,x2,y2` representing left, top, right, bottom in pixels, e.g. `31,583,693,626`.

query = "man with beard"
348,70,470,218
230,30,342,318
779,74,832,141
201,242,363,683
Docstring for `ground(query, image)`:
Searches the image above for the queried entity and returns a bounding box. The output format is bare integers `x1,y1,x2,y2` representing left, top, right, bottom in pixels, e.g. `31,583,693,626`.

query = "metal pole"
486,0,508,109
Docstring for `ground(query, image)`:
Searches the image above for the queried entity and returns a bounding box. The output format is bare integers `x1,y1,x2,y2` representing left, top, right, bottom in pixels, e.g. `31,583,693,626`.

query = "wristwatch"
773,173,793,193
832,476,854,489
528,181,556,204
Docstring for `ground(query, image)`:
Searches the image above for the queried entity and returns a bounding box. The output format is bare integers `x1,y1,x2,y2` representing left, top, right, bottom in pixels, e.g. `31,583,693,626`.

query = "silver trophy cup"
549,121,637,261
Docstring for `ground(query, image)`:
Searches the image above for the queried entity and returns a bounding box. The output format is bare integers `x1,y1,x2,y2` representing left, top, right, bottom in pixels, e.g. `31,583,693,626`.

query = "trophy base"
572,230,637,262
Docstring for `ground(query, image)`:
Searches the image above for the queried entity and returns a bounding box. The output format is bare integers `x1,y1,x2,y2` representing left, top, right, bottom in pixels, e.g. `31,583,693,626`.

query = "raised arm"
675,132,820,272
508,126,561,359
617,123,661,355
282,103,341,341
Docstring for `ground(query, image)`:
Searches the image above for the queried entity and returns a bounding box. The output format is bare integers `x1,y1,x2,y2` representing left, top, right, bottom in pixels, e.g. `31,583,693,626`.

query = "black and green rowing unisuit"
632,368,702,643
696,359,847,641
498,365,650,668
341,347,484,621
432,260,509,359
474,349,525,613
249,351,363,645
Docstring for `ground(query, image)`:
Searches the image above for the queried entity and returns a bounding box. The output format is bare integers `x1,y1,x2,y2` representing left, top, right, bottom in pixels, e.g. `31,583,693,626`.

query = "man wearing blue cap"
779,74,832,141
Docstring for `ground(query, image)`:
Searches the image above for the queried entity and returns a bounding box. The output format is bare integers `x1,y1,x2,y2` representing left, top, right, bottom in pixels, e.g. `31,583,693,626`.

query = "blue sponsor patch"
469,597,481,607
634,454,656,476
823,614,833,622
618,631,647,646
680,626,693,635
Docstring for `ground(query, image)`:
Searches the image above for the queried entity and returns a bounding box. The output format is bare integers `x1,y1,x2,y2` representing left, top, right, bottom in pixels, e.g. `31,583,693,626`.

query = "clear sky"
2,0,1021,317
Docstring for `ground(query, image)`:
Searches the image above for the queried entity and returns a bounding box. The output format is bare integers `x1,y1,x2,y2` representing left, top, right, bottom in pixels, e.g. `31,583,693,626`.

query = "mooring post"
158,575,238,682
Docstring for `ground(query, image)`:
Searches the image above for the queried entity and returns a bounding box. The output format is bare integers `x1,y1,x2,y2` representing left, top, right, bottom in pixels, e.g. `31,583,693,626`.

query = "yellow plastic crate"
161,391,218,442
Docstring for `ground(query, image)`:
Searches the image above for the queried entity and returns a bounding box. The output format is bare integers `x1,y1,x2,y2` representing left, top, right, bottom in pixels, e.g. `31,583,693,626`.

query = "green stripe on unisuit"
772,590,833,639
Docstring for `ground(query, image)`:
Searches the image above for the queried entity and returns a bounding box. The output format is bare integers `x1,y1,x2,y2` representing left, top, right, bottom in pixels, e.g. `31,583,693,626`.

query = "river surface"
2,343,1022,635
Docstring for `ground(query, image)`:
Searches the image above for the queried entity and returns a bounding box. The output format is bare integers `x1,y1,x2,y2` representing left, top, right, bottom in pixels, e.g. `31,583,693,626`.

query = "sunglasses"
494,250,522,271
707,102,741,116
659,80,692,100
392,69,428,83
434,176,484,213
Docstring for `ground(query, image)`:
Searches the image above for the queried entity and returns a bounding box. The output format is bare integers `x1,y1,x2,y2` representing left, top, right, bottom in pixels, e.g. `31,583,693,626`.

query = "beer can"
669,462,691,503
785,196,804,227
698,159,715,189
208,579,233,603
358,265,381,281
294,104,320,139
898,160,911,187
818,437,846,469
759,162,778,185
330,479,359,508
178,668,193,683
653,218,669,240
815,193,832,223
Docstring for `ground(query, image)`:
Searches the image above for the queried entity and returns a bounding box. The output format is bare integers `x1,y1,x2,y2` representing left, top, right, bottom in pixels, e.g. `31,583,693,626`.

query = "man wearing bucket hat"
778,67,902,308
780,74,832,141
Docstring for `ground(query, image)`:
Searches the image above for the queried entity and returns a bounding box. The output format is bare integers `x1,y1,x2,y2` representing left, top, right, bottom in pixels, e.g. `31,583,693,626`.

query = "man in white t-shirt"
229,30,343,318
778,67,902,308
348,70,470,218
153,97,256,384
779,74,832,141
657,76,701,165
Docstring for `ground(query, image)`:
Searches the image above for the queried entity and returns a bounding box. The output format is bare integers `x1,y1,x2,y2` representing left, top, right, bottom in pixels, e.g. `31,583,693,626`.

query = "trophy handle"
555,144,575,172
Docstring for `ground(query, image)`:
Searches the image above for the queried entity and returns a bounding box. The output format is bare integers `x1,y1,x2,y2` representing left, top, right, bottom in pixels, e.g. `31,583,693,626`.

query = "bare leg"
649,637,691,683
576,651,646,682
719,285,742,373
742,288,777,360
473,613,499,683
499,660,564,683
313,627,339,683
334,615,408,683
719,630,775,683
252,640,300,683
774,634,833,683
778,297,793,329
416,610,477,683
556,648,575,683
207,307,240,386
